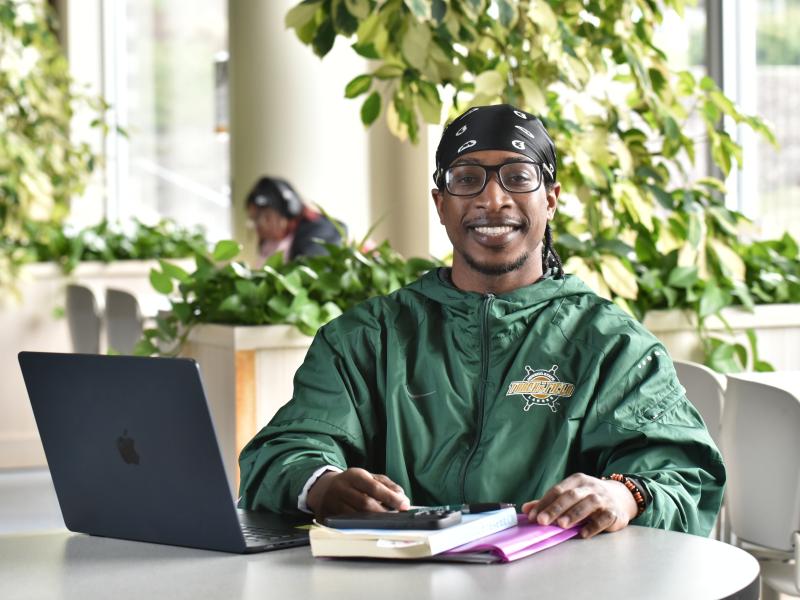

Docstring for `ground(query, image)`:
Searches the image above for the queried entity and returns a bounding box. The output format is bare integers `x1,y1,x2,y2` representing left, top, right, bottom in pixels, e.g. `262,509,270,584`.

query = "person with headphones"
245,176,345,264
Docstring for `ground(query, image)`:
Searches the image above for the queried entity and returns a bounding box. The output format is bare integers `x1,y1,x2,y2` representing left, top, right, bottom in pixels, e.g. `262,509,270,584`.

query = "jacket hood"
408,268,598,315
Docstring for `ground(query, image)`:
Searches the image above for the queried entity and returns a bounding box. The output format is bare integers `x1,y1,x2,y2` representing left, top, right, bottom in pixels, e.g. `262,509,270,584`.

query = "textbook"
437,514,581,563
309,507,517,559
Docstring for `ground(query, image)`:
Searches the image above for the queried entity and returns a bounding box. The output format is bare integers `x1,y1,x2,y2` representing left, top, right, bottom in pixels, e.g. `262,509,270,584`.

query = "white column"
366,118,433,259
229,1,444,261
229,0,372,263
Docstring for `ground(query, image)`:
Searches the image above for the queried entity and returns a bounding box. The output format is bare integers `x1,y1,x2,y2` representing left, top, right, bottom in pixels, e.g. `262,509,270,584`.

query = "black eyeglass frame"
442,160,548,197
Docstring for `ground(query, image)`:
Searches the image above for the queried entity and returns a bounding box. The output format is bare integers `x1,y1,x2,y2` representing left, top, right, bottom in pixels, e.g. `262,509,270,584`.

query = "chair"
105,288,145,354
673,360,727,541
65,284,101,354
673,360,725,447
722,375,800,599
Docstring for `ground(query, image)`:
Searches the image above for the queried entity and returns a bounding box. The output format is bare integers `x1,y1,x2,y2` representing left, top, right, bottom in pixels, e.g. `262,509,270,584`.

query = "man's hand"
306,468,411,517
521,473,638,539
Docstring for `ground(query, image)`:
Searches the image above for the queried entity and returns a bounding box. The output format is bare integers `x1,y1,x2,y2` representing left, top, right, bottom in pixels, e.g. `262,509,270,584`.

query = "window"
655,1,709,185
753,0,800,239
103,0,230,241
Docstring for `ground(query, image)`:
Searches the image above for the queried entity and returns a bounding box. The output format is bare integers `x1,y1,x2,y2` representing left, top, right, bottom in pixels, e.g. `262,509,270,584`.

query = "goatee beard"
462,251,530,276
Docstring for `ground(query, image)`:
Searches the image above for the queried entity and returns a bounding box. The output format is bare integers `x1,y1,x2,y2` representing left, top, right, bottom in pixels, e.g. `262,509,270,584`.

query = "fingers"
316,468,410,516
372,474,410,504
523,473,632,538
349,471,410,511
534,485,596,526
579,510,619,539
527,473,591,523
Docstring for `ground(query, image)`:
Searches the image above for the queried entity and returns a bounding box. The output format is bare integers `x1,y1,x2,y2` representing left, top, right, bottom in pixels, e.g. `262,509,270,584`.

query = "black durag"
433,104,557,186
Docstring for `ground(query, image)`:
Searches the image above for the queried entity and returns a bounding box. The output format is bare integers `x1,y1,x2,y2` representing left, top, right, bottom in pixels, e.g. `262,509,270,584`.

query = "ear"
545,182,560,220
431,188,446,224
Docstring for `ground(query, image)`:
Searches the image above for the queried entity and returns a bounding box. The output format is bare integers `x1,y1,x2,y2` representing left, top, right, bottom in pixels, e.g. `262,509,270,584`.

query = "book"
309,507,517,559
436,514,581,563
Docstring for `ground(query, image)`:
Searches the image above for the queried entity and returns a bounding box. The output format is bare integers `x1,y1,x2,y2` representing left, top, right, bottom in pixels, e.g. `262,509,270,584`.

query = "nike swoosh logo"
405,386,436,400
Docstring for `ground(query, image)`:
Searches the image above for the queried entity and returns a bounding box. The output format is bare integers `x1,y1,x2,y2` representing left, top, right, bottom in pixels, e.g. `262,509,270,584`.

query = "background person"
238,105,724,540
245,176,344,264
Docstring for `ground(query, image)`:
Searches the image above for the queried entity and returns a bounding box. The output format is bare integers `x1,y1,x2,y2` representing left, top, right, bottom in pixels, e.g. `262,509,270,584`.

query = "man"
245,176,344,264
239,105,725,539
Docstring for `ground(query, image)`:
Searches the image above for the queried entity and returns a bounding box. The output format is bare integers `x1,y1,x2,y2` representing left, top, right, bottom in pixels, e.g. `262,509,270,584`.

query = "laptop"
18,351,310,554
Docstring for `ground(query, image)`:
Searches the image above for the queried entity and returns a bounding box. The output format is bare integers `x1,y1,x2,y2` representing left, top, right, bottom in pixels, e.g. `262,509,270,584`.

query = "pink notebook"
438,514,581,563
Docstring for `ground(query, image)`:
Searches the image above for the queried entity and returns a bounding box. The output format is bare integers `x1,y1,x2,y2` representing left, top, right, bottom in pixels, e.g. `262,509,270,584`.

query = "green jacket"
239,270,725,535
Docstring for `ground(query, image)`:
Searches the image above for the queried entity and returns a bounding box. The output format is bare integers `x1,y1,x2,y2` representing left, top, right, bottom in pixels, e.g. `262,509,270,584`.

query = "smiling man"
238,104,725,539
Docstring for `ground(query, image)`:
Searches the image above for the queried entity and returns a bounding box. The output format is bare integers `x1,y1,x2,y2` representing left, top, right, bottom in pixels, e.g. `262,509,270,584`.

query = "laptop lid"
18,351,278,553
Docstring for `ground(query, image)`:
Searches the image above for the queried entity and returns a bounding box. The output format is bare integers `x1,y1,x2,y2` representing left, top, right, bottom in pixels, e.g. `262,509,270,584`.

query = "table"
0,526,759,600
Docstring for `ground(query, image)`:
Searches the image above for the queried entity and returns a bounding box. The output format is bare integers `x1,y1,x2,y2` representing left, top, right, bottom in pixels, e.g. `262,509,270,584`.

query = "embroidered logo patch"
506,365,575,413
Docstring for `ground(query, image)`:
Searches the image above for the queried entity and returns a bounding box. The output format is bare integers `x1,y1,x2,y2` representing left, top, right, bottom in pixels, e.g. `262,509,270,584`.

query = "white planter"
0,259,192,469
182,324,312,494
644,304,800,371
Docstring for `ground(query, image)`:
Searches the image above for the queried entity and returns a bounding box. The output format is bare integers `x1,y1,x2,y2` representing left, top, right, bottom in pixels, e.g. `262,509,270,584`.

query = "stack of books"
310,508,580,563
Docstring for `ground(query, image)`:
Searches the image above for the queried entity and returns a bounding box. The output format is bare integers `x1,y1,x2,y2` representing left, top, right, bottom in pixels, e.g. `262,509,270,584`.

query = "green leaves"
345,74,373,98
7,219,208,275
1,0,105,288
667,266,699,289
277,1,800,373
212,240,241,261
360,91,381,125
137,236,442,356
403,0,431,20
285,1,321,30
149,269,174,295
698,284,731,319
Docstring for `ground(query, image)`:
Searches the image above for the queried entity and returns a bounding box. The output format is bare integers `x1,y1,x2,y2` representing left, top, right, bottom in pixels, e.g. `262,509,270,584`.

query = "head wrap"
245,177,303,219
433,104,557,187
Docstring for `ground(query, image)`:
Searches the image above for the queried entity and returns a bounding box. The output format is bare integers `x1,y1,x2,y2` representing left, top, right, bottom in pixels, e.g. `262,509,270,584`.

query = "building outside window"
754,0,800,240
103,0,230,241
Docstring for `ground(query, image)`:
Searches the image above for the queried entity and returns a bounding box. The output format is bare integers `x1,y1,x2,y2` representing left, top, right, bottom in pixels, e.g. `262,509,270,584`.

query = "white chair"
673,360,725,447
65,284,101,354
673,360,727,541
722,375,800,599
105,288,144,354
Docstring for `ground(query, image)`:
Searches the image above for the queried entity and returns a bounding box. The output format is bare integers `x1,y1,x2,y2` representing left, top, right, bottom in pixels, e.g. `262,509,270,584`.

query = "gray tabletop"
0,526,759,600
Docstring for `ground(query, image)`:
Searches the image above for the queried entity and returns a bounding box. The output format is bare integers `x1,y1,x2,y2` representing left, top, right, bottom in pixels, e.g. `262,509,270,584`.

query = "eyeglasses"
444,161,546,196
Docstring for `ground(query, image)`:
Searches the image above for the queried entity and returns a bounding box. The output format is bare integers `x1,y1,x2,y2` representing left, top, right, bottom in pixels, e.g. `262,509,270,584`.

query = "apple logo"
117,429,140,465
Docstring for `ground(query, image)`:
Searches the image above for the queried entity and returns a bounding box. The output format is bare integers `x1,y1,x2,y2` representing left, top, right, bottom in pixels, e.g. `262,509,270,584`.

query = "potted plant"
135,237,439,487
0,0,106,295
282,0,800,373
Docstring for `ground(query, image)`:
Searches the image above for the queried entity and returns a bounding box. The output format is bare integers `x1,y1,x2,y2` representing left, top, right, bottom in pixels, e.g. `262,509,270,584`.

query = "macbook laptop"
18,351,310,554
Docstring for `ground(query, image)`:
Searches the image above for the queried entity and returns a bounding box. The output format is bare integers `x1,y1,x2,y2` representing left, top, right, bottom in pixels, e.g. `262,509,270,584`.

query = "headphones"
247,177,303,219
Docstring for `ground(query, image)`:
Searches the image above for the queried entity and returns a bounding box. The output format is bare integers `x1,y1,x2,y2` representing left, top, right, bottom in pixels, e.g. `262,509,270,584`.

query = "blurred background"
1,6,799,593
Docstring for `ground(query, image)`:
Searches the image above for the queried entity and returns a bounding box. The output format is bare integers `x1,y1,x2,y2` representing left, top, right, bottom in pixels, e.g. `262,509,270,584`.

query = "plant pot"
181,323,312,494
644,303,800,371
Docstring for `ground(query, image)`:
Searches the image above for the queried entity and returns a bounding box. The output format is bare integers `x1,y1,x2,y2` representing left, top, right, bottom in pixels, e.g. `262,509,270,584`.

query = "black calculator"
320,508,462,529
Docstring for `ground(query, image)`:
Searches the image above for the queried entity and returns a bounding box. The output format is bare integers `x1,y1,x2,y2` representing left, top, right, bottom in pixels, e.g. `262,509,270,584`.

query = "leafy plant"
283,0,798,372
8,218,208,273
0,0,106,292
134,238,441,355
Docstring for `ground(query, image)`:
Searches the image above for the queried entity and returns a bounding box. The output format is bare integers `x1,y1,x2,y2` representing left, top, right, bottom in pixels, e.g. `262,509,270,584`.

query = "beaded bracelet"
603,473,646,517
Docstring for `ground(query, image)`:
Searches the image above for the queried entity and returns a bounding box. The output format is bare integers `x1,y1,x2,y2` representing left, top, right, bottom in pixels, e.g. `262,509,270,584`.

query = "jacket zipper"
459,293,494,502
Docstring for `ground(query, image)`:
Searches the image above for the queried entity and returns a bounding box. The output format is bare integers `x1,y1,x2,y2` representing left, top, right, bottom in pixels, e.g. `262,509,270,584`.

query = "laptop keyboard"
240,524,306,547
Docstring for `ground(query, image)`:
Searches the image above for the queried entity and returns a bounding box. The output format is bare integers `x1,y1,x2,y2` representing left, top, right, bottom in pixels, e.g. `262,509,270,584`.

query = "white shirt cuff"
297,465,343,513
